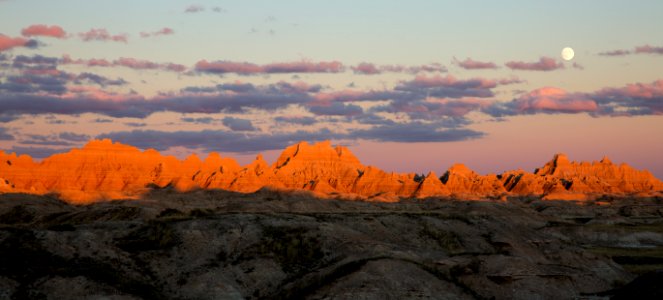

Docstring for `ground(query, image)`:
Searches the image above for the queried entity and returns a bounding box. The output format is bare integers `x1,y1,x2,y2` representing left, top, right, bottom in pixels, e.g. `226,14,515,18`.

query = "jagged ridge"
1,139,662,203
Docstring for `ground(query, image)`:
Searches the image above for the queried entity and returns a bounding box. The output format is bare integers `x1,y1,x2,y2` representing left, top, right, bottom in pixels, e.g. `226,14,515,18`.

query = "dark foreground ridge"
1,190,662,299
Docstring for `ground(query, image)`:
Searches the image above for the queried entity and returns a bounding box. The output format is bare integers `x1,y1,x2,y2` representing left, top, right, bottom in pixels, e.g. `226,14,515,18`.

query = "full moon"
561,47,575,61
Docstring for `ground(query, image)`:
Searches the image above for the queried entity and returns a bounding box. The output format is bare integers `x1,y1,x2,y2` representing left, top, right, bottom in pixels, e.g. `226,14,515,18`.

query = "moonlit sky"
1,0,662,177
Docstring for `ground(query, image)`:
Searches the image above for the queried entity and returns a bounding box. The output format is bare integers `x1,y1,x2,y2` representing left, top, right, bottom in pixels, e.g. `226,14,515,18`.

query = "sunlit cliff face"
1,139,661,203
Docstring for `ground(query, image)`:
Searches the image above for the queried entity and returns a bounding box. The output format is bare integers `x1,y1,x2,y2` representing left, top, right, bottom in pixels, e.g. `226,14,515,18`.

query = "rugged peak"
1,139,662,203
600,156,612,164
447,164,474,175
552,153,570,166
274,140,361,168
535,153,572,176
250,154,269,168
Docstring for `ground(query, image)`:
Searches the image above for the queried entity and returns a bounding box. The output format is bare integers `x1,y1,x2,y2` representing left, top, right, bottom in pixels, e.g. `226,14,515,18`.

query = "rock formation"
1,139,662,203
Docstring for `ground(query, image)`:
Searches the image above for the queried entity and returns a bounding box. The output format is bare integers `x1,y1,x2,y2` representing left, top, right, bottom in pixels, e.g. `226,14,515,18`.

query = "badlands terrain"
0,140,662,299
0,191,662,299
1,139,662,203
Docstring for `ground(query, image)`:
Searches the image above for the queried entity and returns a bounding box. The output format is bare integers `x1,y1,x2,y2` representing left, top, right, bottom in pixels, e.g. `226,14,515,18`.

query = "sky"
1,0,663,178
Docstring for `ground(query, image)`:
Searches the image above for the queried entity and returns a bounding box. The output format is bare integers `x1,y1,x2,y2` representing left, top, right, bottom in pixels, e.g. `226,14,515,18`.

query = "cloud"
0,127,14,140
598,45,663,57
485,87,598,116
348,122,483,143
78,28,128,43
497,77,526,85
184,5,205,13
140,27,174,38
505,56,564,71
58,132,90,142
635,45,663,55
593,80,663,115
11,54,60,76
376,98,492,119
93,118,113,123
313,90,404,103
598,49,631,56
74,73,128,87
97,128,341,153
0,72,69,95
181,117,215,124
453,57,498,70
511,87,598,113
0,82,312,118
125,122,147,127
0,34,30,52
6,146,64,158
351,63,381,75
0,114,20,123
21,24,67,39
12,54,59,67
274,116,317,125
350,62,447,75
395,74,497,98
222,117,256,131
19,133,74,146
308,102,363,116
195,60,344,75
96,121,482,153
62,55,187,72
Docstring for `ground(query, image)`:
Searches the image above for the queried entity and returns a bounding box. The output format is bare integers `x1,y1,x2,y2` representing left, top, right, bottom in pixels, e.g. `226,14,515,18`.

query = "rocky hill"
1,139,662,203
1,191,662,299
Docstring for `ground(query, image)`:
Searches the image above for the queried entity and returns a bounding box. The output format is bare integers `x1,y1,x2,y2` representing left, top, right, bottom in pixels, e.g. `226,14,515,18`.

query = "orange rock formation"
1,139,662,203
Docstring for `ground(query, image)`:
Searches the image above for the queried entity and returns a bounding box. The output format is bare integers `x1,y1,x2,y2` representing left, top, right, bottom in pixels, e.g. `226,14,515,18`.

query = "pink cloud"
514,87,598,113
594,80,663,115
63,86,143,102
140,27,174,38
61,55,186,72
78,28,128,43
114,57,160,69
597,80,663,99
0,34,29,52
635,44,663,55
163,63,187,72
351,62,381,75
505,56,564,71
21,24,67,39
195,60,344,74
454,57,498,70
195,60,262,74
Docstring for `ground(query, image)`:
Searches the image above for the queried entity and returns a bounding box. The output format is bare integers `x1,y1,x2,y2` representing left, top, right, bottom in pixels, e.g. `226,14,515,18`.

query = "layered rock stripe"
1,140,662,203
